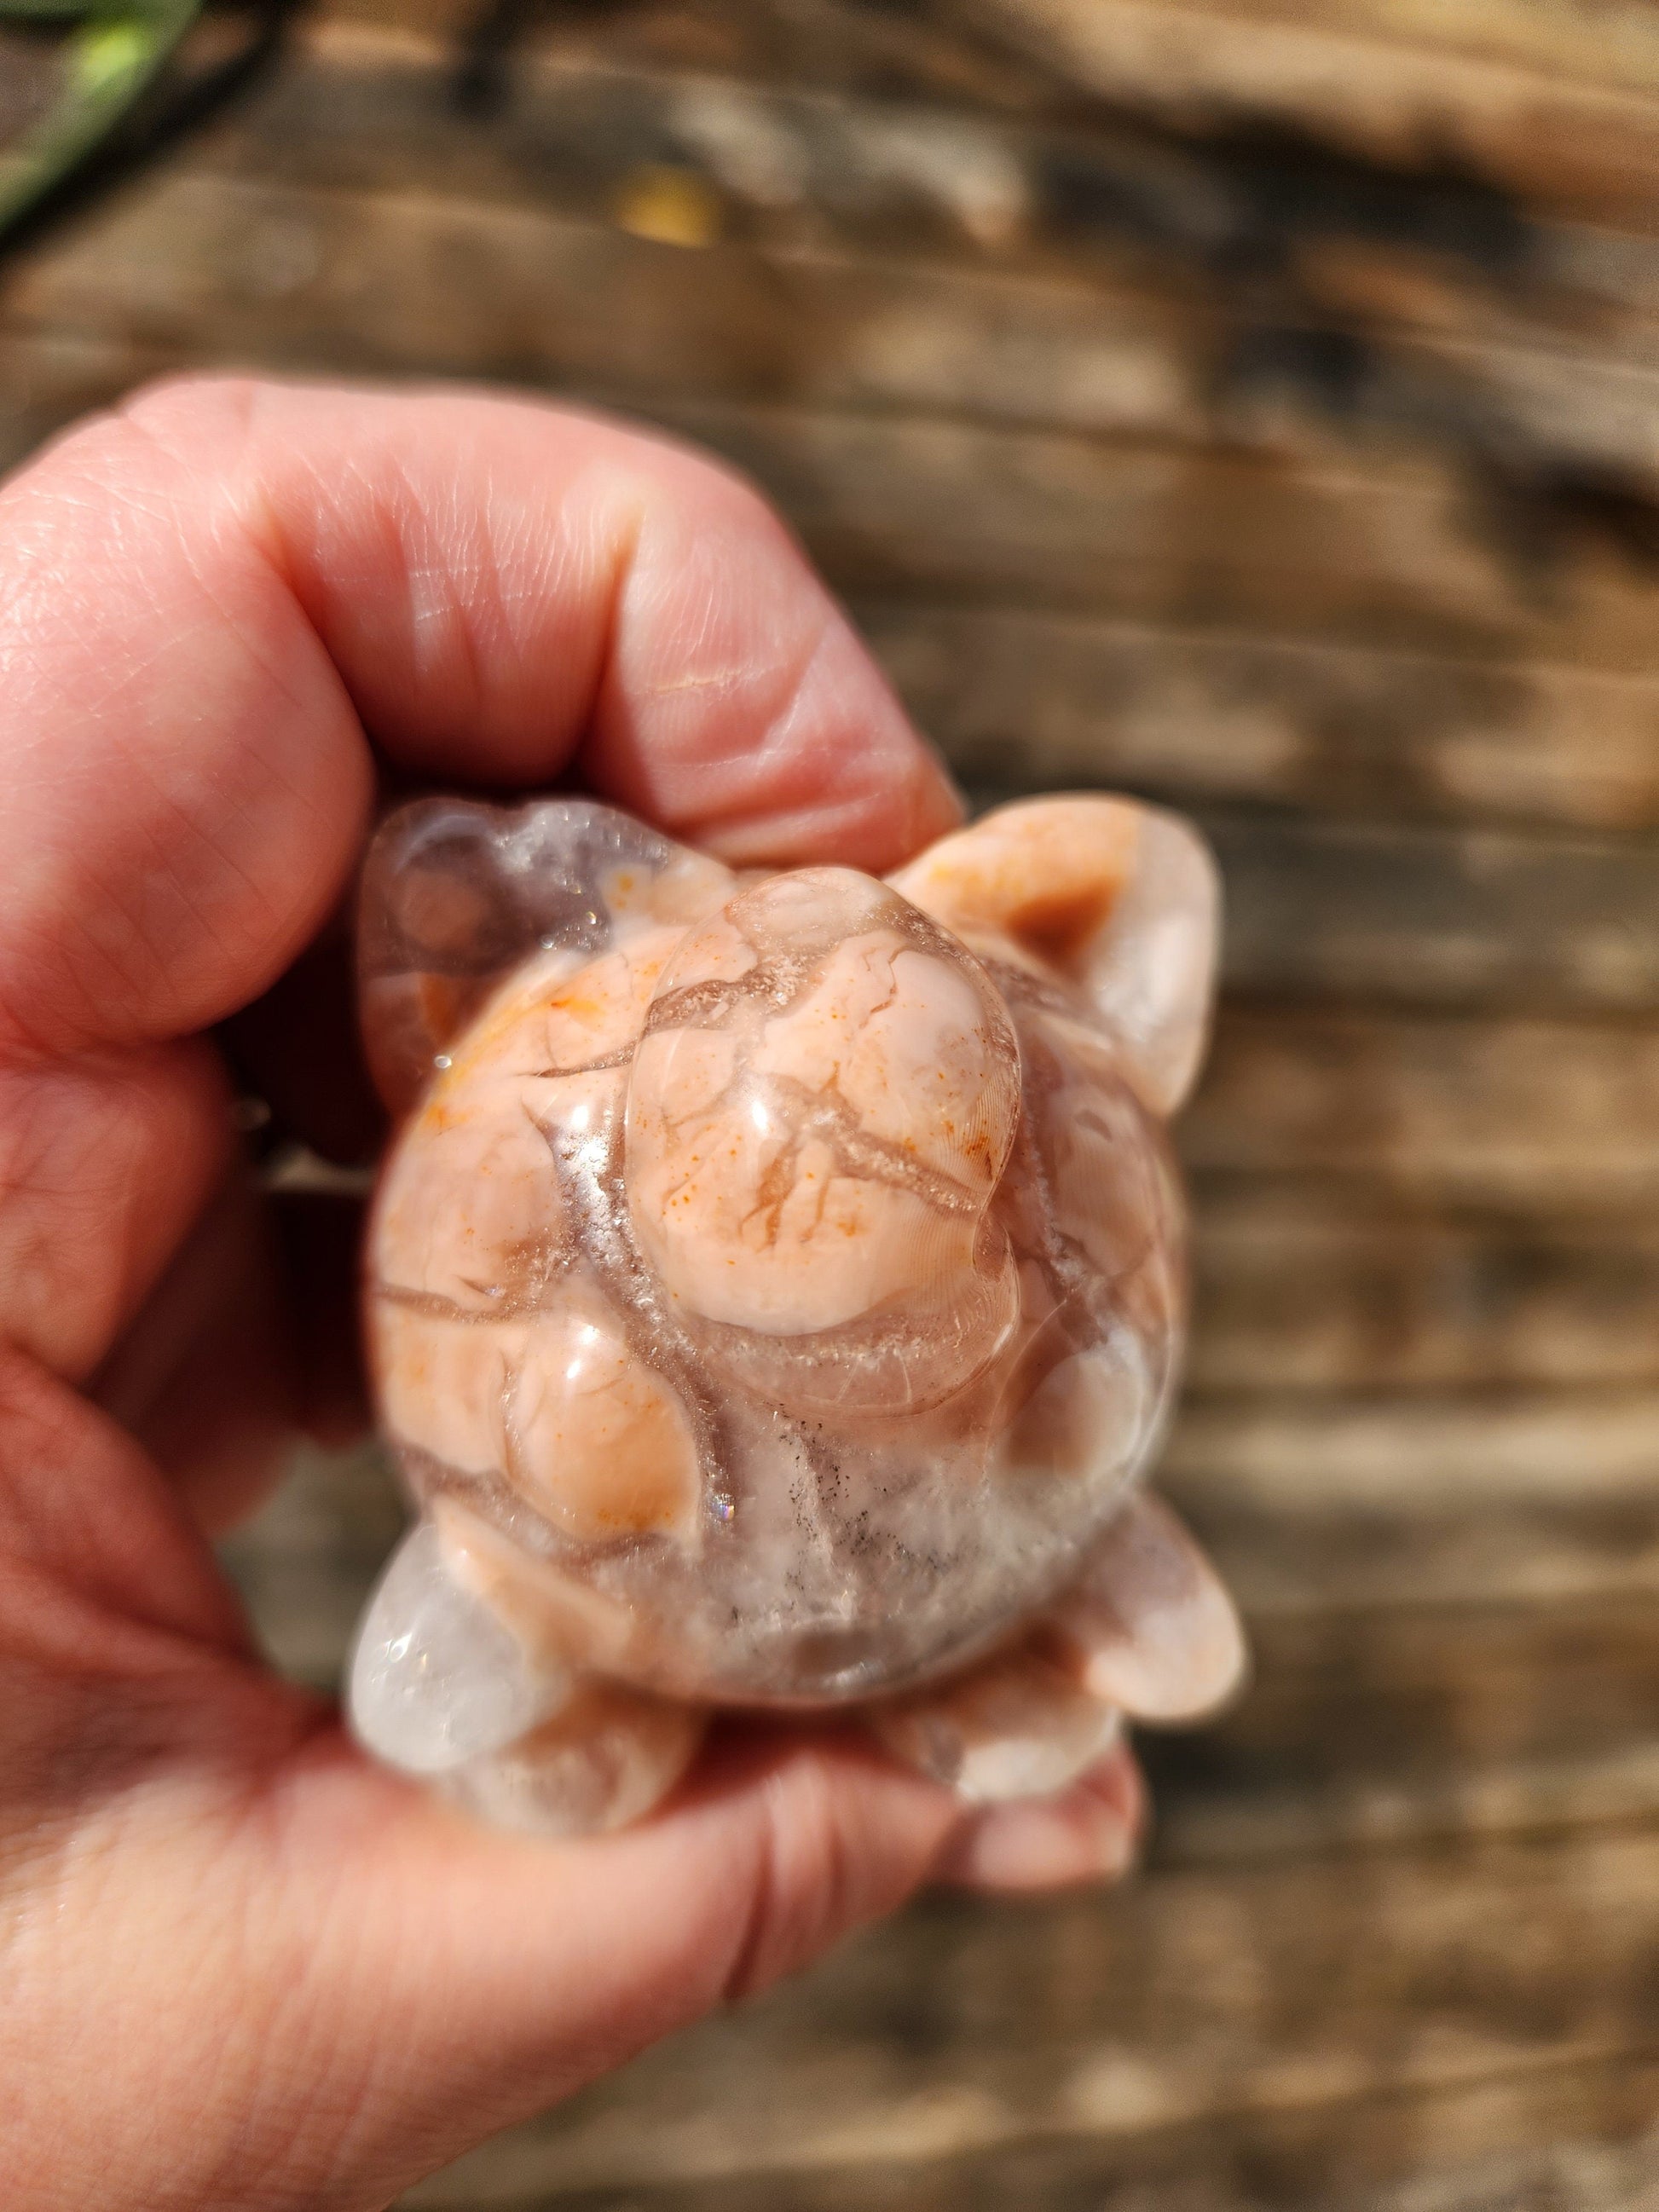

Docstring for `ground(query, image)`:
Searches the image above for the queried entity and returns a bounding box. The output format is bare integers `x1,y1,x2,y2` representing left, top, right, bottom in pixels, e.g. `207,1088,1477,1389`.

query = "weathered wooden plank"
17,144,1659,506
186,13,1659,304
1153,1736,1659,1873
1189,1187,1659,1393
35,26,1659,457
1153,1590,1659,1849
165,6,1659,698
9,171,1227,436
172,22,1659,357
402,2075,1659,2209
394,1822,1659,2205
1156,1386,1659,1856
966,0,1659,230
1164,1387,1659,1614
1185,1008,1659,1211
1028,0,1659,100
151,26,1565,286
20,5,1659,505
861,607,1659,835
1203,819,1659,1014
314,0,1659,129
195,14,1094,232
317,0,1063,118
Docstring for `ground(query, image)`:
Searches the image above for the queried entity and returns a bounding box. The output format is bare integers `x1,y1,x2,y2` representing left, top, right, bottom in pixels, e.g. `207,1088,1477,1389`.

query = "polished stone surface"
351,794,1240,1828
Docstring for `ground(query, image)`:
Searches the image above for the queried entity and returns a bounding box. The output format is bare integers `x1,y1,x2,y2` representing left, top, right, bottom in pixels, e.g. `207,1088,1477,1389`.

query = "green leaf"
0,0,201,238
73,16,153,91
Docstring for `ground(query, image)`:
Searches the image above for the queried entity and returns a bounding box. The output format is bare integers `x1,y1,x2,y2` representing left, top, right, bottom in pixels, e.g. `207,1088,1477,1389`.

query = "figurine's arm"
869,1492,1246,1807
350,1505,705,1833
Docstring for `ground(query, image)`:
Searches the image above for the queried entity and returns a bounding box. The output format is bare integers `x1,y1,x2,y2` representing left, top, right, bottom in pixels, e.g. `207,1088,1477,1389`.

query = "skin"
0,377,1146,2212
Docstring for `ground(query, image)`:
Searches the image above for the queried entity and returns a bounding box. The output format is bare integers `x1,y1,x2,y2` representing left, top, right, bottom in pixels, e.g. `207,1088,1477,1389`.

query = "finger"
575,465,962,868
338,1726,962,2153
88,1169,310,1534
932,1740,1147,1892
0,374,959,1390
0,1344,249,1655
0,1042,231,1383
7,1704,963,2205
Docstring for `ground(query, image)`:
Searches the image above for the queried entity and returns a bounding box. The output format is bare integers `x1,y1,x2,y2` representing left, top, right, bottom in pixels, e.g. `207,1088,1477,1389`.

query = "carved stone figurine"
349,792,1246,1833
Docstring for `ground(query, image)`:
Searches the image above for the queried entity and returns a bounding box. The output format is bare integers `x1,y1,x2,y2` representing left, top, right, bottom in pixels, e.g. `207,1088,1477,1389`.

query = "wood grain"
861,607,1659,835
1185,1008,1659,1207
1204,819,1659,1014
19,141,1659,492
318,0,1067,117
1189,1186,1659,1392
968,0,1659,229
1009,0,1659,98
162,27,1659,320
1164,1386,1659,1611
399,2084,1659,2210
9,2,1659,2203
390,1822,1659,2205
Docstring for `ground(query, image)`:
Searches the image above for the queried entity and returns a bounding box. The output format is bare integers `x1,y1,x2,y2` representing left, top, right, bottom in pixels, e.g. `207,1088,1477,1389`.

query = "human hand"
0,378,1147,2210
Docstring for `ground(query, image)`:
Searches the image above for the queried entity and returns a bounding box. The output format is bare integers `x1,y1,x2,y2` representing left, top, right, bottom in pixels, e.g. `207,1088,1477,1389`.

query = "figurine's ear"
887,795,1220,1113
358,798,731,1116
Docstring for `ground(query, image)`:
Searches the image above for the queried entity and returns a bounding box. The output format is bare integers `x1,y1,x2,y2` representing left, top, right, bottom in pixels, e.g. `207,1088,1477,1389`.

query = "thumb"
191,1722,962,2204
0,1345,961,2212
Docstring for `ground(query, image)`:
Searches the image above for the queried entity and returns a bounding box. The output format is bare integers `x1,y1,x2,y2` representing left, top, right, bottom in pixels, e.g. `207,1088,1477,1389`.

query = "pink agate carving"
350,793,1245,1833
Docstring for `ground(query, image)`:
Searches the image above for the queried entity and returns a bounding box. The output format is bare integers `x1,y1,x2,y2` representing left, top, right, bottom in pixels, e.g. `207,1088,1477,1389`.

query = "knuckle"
723,1753,852,2004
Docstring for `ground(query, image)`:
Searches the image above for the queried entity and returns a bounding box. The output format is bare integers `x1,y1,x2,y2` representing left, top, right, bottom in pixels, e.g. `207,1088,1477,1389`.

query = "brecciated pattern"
349,792,1242,1833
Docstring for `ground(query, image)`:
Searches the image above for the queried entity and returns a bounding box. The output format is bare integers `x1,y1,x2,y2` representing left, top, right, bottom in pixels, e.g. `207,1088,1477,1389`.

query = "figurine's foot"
867,1643,1124,1801
865,1491,1245,1803
349,1509,702,1835
440,1680,703,1836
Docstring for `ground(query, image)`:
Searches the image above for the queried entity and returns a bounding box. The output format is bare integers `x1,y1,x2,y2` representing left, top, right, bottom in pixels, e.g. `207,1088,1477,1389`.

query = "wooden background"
8,1,1659,2203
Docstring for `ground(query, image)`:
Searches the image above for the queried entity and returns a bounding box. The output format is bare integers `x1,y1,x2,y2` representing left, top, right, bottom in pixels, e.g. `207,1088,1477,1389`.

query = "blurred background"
8,3,1659,2207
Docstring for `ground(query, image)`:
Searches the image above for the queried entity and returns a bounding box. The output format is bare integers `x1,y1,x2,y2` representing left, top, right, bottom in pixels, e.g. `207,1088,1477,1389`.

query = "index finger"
0,374,962,1060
